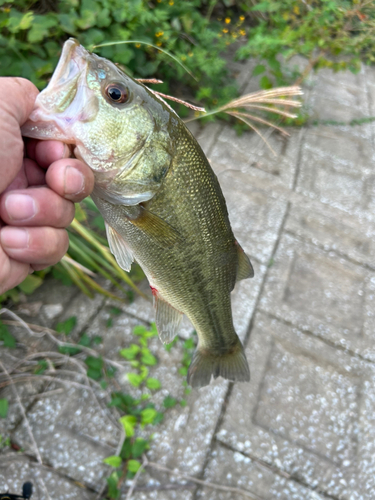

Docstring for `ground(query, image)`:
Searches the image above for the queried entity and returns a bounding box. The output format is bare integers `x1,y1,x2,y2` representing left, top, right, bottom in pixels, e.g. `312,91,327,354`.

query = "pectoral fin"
122,205,183,249
152,288,183,344
236,242,254,281
105,223,134,271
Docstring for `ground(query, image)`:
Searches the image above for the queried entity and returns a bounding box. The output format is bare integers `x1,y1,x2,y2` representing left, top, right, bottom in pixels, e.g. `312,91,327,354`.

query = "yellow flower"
155,31,164,37
169,0,174,4
135,43,141,48
225,17,231,24
181,55,187,61
240,29,246,36
156,41,162,46
222,28,228,33
188,52,193,57
239,15,245,21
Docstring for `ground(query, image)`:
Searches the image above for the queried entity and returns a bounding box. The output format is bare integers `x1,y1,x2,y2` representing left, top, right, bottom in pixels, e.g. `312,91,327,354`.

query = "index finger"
0,78,39,193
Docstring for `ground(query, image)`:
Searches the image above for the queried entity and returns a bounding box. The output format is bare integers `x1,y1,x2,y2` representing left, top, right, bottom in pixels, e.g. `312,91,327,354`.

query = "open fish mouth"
22,38,98,142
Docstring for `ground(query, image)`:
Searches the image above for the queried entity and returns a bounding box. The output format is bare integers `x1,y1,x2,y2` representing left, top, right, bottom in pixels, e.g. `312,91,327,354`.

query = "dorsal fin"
236,242,254,281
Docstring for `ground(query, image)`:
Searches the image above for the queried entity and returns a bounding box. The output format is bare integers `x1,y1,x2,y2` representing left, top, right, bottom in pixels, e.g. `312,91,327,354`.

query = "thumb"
0,78,39,193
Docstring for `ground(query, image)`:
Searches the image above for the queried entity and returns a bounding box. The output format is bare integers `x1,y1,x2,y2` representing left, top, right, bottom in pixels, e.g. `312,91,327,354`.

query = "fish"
22,38,254,387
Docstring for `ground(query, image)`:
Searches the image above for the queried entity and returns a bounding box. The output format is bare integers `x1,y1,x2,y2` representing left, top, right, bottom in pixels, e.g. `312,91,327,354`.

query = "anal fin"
236,242,254,281
105,222,134,271
152,288,183,344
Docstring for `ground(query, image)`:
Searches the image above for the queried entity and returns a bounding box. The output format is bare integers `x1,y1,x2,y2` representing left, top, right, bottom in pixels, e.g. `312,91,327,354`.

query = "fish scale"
22,38,254,387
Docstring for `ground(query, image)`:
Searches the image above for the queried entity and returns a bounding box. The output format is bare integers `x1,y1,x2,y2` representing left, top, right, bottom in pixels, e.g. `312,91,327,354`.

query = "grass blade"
92,40,197,81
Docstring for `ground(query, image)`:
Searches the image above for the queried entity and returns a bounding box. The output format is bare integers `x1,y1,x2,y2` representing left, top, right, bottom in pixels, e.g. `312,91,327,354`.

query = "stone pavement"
1,59,375,500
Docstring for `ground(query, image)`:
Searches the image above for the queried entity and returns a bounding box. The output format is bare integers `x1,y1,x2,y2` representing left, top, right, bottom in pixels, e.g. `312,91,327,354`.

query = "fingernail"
5,194,37,221
65,166,84,195
1,227,29,248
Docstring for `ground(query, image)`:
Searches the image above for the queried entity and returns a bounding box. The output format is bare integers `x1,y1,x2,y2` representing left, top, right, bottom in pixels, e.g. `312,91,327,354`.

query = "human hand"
0,77,95,295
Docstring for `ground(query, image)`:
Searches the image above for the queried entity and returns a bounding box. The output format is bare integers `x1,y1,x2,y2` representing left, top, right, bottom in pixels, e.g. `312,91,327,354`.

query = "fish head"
22,38,176,204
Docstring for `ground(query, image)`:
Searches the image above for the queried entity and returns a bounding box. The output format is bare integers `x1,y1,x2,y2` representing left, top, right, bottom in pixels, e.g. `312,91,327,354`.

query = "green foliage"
0,0,242,107
0,320,16,348
55,316,77,335
0,399,8,418
237,0,375,88
85,355,104,379
103,455,122,467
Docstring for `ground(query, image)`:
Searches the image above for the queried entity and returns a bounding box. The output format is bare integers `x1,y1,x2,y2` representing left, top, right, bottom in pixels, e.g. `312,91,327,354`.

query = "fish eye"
105,83,129,104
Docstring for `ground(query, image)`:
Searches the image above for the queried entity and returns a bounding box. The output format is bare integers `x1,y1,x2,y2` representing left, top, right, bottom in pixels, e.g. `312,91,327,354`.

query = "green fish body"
22,39,253,387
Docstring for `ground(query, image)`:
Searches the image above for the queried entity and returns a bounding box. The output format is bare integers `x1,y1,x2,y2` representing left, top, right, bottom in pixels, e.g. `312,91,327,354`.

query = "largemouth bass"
22,39,254,387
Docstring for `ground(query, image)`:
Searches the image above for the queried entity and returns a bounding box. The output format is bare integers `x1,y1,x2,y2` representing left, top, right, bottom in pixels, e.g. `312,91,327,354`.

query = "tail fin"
187,341,250,388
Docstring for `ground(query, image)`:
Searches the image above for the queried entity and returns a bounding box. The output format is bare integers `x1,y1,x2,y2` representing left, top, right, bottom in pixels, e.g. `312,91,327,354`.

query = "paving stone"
197,443,325,500
285,195,375,270
210,124,302,190
259,232,375,357
296,124,375,220
217,311,375,499
131,488,194,500
0,377,44,437
147,379,228,476
217,168,289,264
54,290,106,340
16,278,79,328
0,454,95,500
308,66,369,122
12,385,118,490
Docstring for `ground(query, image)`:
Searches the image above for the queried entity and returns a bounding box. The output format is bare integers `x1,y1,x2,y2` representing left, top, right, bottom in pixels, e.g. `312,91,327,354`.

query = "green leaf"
133,325,147,336
110,307,122,316
74,203,87,222
34,360,48,375
119,415,137,437
27,14,57,43
58,345,81,356
0,399,8,418
78,333,91,346
141,407,157,426
87,368,102,380
55,316,77,335
103,455,122,467
120,437,132,459
163,395,177,408
8,10,34,33
85,356,103,370
153,411,164,425
127,459,141,473
260,75,273,89
183,338,195,350
146,378,161,390
132,438,149,458
120,344,140,360
18,274,43,294
0,321,16,348
252,64,266,76
127,373,143,387
140,348,157,366
106,472,120,499
180,399,187,407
